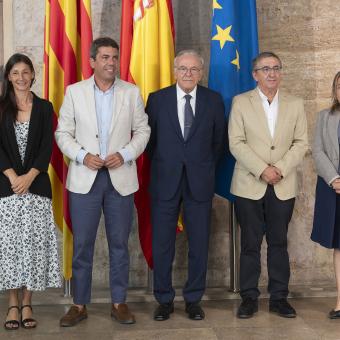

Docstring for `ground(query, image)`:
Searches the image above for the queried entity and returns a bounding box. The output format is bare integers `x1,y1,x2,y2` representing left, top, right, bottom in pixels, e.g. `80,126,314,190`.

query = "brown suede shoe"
60,305,88,327
111,303,136,324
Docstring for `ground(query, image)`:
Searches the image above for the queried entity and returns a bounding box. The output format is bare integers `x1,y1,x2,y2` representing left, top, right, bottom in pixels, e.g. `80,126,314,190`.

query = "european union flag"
209,0,259,201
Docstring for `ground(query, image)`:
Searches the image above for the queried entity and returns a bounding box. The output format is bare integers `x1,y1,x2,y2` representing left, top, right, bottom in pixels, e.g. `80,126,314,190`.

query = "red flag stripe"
78,0,93,78
166,0,175,41
49,0,78,88
120,0,134,82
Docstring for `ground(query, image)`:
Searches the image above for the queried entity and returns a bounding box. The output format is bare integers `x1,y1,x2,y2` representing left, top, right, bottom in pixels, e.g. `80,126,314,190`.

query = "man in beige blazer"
229,52,308,319
55,37,150,326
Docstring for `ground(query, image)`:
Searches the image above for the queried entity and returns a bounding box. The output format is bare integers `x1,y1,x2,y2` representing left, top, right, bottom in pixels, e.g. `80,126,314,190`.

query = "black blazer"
146,84,227,201
0,93,53,198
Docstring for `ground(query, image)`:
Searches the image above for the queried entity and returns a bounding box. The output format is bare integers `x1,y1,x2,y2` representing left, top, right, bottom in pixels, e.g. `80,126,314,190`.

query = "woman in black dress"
0,53,61,330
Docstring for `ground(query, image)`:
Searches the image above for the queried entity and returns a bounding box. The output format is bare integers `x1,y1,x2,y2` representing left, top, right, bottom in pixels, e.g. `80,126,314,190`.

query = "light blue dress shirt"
76,78,132,164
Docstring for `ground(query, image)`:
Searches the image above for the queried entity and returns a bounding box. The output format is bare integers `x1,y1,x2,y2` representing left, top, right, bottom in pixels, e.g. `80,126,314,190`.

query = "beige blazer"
229,88,308,200
55,76,150,195
312,108,340,184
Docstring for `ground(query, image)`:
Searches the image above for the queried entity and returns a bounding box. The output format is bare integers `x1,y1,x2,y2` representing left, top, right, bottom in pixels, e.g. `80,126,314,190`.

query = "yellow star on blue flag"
213,0,223,14
231,49,240,70
212,25,235,49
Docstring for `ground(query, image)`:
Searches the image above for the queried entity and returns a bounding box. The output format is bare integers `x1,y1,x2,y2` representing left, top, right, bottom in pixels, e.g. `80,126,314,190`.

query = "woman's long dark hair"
331,71,340,114
0,53,35,123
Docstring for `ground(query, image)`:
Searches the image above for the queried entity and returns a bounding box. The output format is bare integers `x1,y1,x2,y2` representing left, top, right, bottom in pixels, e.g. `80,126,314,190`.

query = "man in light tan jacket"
229,52,308,319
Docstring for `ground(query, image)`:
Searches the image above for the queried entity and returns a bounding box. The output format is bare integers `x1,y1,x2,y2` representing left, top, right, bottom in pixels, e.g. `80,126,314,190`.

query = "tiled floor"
1,289,340,339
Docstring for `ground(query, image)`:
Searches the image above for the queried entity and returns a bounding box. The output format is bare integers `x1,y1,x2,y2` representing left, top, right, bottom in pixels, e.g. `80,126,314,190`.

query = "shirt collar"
257,87,279,104
176,83,197,101
92,76,116,94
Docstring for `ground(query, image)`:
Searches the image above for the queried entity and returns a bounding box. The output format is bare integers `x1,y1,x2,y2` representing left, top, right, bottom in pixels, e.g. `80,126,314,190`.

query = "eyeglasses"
176,66,202,75
254,66,282,75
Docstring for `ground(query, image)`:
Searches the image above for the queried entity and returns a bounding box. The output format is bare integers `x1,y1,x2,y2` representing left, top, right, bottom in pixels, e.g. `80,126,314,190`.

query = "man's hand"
84,153,105,170
261,166,282,185
105,152,124,169
331,178,340,194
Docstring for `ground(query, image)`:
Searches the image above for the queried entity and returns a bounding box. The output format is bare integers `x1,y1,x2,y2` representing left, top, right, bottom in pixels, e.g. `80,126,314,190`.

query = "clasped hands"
331,178,340,194
83,152,124,170
10,171,37,195
261,165,282,185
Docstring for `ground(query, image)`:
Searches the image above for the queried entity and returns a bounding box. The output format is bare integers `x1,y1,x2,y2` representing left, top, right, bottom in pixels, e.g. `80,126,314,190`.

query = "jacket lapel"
249,89,272,142
110,79,124,133
327,110,340,157
6,113,23,170
23,93,38,167
84,76,99,135
167,85,183,141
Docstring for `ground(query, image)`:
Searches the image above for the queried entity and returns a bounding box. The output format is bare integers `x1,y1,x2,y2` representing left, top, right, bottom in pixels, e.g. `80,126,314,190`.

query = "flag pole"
229,202,240,292
63,279,72,297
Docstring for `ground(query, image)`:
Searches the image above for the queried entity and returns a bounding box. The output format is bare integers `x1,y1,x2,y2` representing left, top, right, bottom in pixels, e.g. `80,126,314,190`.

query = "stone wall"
5,0,340,289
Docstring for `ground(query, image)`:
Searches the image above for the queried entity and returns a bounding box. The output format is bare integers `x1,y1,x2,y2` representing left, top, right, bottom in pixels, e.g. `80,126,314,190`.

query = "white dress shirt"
258,87,279,138
176,84,197,136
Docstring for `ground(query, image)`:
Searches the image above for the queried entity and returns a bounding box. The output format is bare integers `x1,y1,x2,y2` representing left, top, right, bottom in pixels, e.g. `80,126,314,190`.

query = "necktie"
183,94,194,141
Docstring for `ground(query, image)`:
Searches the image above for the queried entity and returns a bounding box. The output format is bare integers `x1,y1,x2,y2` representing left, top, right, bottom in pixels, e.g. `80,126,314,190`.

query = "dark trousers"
235,185,295,301
152,170,212,304
69,169,133,305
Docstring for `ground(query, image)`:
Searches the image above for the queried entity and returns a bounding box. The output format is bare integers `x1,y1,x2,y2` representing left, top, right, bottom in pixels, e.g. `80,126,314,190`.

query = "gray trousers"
69,168,133,305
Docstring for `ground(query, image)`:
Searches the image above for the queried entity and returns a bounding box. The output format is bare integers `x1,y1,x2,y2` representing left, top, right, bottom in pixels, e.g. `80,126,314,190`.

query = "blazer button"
271,146,275,150
96,134,98,138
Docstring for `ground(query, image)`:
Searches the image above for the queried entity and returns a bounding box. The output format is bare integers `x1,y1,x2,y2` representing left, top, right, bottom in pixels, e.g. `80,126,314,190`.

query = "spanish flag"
120,0,175,268
43,0,93,280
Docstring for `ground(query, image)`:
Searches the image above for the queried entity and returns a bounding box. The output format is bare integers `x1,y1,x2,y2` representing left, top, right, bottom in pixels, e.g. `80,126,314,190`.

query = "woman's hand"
12,173,34,194
11,168,39,195
3,168,18,186
331,178,340,194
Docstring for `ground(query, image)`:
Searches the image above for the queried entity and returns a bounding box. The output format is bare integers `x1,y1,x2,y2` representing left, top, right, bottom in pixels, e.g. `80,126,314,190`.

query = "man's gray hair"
252,51,282,71
174,50,204,68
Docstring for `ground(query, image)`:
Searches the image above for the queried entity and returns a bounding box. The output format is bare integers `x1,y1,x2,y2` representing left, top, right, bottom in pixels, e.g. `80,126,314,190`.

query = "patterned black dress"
0,121,61,291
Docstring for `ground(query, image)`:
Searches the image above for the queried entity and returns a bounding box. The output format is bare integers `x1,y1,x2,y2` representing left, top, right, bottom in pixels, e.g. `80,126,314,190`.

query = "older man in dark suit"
146,50,226,321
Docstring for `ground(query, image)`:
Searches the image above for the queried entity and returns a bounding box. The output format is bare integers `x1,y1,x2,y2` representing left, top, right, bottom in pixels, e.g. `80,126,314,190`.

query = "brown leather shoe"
111,303,135,324
60,305,88,327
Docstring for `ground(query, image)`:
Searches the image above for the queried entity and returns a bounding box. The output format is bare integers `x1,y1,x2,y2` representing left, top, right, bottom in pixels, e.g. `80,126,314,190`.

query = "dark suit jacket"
146,84,226,201
0,93,53,198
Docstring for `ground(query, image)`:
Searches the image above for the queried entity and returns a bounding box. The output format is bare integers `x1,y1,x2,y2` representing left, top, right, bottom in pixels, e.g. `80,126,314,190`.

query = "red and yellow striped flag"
43,0,93,280
120,0,176,268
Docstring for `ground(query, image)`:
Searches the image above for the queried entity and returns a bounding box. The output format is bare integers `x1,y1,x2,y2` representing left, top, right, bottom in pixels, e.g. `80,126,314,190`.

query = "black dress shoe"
153,303,174,321
269,299,296,318
329,309,340,319
237,298,258,319
185,302,205,320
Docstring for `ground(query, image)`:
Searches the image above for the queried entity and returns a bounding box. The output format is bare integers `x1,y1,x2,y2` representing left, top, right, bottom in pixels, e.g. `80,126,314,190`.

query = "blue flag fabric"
208,0,259,201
